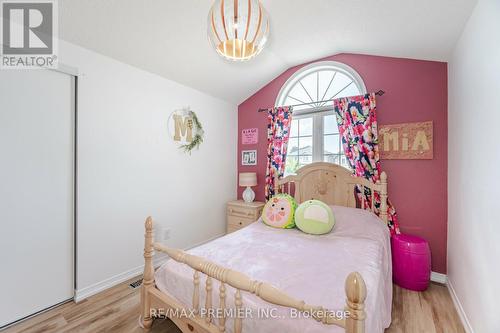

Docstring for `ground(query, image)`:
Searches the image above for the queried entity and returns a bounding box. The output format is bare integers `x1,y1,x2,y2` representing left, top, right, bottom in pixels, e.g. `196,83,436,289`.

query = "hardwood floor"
2,279,464,333
386,282,465,333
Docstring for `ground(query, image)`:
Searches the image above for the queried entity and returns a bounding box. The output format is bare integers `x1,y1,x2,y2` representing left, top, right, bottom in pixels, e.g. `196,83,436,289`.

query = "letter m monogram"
173,115,193,142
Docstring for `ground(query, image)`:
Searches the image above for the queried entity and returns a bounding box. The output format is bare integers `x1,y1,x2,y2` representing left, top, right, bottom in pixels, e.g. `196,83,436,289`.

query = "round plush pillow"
295,200,335,235
262,194,297,229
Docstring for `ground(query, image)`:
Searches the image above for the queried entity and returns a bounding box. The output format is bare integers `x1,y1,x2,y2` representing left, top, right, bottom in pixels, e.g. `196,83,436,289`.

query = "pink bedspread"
155,206,392,333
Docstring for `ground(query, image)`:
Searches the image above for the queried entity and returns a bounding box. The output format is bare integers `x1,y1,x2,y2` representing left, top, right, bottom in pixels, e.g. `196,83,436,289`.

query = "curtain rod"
257,90,386,113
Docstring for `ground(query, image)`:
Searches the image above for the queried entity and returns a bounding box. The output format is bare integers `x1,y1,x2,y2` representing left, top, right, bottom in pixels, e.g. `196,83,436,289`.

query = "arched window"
276,61,366,174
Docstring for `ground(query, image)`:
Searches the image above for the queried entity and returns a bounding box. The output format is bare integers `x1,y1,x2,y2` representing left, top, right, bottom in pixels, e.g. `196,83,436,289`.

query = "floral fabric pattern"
265,107,293,200
333,93,400,234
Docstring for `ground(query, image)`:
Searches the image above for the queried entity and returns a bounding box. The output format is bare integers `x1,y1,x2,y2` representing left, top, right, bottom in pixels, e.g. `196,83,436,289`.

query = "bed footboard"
140,217,367,333
140,217,155,330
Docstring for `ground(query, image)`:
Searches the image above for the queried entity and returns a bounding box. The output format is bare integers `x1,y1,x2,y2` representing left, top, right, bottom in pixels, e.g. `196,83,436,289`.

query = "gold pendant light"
208,0,270,61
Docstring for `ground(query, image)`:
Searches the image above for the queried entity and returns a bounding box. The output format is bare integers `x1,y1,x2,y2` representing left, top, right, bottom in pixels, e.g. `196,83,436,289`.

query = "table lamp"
239,172,257,203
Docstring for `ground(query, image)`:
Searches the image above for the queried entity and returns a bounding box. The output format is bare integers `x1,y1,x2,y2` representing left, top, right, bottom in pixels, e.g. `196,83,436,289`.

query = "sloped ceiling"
59,0,477,104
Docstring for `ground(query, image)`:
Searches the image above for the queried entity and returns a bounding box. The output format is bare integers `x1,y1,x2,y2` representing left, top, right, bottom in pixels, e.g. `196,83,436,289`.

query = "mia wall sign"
379,121,433,159
168,108,204,153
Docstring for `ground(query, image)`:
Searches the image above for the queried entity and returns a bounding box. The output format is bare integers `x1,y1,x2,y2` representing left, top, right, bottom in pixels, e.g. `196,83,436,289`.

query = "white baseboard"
74,233,225,302
447,279,474,333
74,256,165,302
430,271,448,284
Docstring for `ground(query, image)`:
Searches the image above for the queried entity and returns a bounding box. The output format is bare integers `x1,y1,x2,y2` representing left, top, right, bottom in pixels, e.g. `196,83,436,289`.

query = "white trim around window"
279,61,366,173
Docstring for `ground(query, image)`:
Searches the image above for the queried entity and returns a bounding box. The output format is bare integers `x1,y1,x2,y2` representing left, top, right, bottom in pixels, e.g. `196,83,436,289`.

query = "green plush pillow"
295,200,335,235
262,194,297,229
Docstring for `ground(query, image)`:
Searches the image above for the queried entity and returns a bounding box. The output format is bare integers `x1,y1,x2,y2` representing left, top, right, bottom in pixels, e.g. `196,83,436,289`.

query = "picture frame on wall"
241,150,257,166
242,128,258,145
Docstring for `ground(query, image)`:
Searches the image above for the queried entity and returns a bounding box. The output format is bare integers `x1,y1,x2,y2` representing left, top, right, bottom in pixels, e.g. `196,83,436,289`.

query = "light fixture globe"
208,0,269,61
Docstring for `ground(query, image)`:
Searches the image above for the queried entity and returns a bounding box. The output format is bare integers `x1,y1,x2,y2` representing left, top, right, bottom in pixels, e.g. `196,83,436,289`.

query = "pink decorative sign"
242,128,258,145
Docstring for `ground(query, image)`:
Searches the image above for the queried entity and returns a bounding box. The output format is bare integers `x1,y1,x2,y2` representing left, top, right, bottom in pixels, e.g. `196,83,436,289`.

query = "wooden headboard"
276,162,388,225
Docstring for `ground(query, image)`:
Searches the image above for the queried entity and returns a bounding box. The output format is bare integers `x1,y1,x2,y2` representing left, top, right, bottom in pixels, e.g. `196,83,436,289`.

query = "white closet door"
0,69,74,327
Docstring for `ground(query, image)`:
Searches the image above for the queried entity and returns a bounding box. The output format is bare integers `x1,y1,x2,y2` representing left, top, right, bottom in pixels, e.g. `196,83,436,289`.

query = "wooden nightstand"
226,200,265,234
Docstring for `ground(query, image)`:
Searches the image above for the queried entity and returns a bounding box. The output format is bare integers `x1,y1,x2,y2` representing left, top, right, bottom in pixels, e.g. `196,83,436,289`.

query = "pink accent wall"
237,53,448,274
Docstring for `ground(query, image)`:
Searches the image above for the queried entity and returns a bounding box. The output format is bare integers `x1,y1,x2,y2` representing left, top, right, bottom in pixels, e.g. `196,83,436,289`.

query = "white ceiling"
59,0,477,104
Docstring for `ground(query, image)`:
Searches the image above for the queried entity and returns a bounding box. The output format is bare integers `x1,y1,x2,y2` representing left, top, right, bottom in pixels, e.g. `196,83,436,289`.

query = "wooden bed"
140,162,389,333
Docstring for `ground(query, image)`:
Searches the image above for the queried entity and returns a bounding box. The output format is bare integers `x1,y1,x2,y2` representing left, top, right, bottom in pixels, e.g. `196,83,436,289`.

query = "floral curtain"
265,106,293,200
333,93,400,234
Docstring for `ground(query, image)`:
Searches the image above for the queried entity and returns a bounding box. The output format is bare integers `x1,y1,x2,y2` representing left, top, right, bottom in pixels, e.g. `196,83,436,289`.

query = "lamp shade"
239,172,257,187
208,0,270,61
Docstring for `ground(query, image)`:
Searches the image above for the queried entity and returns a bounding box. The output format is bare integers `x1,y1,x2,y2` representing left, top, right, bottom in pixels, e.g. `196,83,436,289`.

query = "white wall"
58,41,237,297
448,0,500,332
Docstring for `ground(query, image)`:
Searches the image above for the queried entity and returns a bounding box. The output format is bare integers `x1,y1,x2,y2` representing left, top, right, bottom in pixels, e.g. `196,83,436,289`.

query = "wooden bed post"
379,172,388,226
345,272,367,333
141,217,154,330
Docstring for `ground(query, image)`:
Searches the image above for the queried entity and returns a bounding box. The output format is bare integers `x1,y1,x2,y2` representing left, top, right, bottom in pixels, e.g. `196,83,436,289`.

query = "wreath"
179,109,204,154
